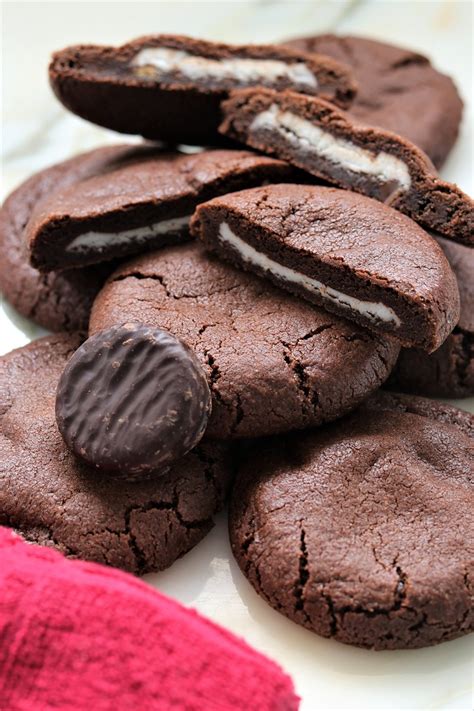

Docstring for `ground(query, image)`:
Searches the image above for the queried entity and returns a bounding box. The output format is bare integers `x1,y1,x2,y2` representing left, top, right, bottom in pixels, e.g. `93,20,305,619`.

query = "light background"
1,2,473,709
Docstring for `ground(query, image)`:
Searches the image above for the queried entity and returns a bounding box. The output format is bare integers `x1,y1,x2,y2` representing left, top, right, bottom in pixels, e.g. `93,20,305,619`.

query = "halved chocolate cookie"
219,88,473,247
230,391,474,650
0,334,233,575
282,34,463,168
387,237,474,397
49,34,356,145
89,242,399,439
192,184,460,352
0,145,141,332
26,149,293,272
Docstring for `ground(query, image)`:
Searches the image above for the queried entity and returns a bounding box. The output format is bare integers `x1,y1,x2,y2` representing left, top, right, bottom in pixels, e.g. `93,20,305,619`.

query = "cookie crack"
294,324,334,345
204,348,243,437
111,272,244,301
281,341,319,414
113,272,174,298
293,523,311,626
320,588,338,637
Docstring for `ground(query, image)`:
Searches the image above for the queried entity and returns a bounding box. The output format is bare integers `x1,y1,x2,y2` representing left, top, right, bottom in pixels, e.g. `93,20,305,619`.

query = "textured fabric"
0,527,299,711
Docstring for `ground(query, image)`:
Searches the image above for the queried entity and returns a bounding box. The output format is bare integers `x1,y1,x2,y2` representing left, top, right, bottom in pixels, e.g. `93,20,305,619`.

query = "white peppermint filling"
249,104,411,190
66,215,191,253
132,47,317,90
218,222,401,327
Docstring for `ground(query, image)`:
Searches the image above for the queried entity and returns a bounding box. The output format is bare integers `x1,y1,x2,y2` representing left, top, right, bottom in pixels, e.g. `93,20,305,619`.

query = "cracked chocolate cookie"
27,148,293,272
89,241,399,439
56,324,212,478
49,34,356,145
0,145,139,331
387,236,474,397
0,334,232,575
192,184,460,352
282,34,463,168
219,88,473,247
230,391,474,650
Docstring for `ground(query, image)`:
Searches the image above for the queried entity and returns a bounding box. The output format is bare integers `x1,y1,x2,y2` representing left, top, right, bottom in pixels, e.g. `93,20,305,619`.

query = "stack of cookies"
1,33,473,656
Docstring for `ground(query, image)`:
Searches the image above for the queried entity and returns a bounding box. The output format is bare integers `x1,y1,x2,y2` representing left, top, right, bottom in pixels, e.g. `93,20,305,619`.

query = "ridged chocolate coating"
56,323,211,478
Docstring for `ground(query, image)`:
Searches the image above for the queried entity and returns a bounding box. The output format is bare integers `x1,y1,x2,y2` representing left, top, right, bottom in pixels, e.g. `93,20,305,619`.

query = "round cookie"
387,237,473,397
230,391,474,650
0,145,145,332
89,242,400,439
282,34,463,168
0,334,233,575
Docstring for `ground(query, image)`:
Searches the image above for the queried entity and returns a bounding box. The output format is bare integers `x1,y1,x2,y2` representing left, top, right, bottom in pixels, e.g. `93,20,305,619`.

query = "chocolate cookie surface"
387,237,474,397
0,145,152,332
89,242,399,439
49,34,356,145
282,34,463,168
220,89,473,247
230,391,474,650
0,334,232,574
27,148,293,271
56,324,211,478
192,184,460,352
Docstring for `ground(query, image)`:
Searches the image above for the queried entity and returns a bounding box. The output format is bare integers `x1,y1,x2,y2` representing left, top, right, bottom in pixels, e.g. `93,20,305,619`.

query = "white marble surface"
1,2,473,709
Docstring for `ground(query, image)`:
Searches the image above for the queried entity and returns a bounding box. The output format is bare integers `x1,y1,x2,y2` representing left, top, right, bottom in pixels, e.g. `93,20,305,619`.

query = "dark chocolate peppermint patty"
192,184,460,352
219,88,473,247
56,323,211,479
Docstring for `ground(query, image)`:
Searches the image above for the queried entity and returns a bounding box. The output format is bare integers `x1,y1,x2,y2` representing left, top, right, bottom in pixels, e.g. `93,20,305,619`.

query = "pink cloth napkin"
0,527,299,710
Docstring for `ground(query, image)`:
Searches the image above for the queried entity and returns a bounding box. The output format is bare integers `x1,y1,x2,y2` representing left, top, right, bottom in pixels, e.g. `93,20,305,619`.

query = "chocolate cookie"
89,242,399,439
282,34,463,168
0,145,155,332
26,148,293,271
49,34,356,145
192,184,460,352
230,391,474,650
387,237,474,397
0,334,232,574
56,324,212,478
219,89,473,246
